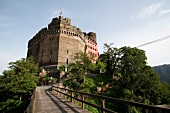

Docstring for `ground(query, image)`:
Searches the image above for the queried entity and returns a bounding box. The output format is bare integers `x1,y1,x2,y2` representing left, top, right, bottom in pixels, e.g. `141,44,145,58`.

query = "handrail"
52,85,170,113
24,87,36,113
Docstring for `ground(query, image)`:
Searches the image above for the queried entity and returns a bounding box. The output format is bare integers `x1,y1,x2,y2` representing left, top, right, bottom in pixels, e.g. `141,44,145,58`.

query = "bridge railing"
24,87,36,113
52,85,170,113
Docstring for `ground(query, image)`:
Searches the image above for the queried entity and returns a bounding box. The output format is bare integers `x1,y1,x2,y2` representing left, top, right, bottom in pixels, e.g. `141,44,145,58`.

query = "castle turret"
88,32,97,43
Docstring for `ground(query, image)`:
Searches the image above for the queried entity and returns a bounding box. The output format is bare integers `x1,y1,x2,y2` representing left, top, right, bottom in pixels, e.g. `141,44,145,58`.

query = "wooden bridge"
31,86,90,113
25,85,170,113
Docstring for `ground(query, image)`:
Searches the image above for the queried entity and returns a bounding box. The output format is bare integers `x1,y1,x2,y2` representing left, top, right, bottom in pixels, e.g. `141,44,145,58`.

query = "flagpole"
60,11,62,16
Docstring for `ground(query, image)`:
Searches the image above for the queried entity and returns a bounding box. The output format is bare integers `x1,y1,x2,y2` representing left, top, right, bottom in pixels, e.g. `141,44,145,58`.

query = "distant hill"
152,64,170,84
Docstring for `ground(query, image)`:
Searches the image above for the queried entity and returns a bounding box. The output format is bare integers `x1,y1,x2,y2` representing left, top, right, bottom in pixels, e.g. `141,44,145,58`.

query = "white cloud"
137,2,163,19
157,9,170,17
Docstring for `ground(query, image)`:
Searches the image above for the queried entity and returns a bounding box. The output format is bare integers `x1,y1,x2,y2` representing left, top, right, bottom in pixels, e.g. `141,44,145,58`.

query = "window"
36,49,38,56
66,58,68,64
41,60,42,65
50,59,52,65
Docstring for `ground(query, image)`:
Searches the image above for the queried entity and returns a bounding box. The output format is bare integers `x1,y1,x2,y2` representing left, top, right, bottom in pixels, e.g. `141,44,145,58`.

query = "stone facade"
27,16,98,75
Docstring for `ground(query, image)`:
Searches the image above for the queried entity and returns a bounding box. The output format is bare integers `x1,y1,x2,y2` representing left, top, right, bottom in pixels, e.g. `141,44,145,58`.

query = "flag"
60,11,62,16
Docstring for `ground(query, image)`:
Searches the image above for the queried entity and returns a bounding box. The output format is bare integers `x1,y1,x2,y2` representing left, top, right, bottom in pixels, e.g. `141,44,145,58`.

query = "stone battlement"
28,16,96,47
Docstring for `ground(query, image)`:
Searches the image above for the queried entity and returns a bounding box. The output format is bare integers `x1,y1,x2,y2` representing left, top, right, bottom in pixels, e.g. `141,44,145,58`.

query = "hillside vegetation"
153,64,170,84
63,43,170,113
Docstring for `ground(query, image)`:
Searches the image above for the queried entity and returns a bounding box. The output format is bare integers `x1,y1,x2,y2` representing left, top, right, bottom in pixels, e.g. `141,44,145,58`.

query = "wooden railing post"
59,88,61,97
82,95,84,109
62,88,65,98
155,108,162,113
64,89,66,99
56,87,58,95
71,91,73,103
101,99,105,113
61,88,63,98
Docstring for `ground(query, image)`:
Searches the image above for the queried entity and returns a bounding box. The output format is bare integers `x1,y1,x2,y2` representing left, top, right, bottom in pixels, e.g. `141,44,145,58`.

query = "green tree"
0,57,38,113
99,43,120,77
96,60,106,73
64,51,97,90
100,44,170,112
59,65,66,72
74,51,96,73
68,51,96,77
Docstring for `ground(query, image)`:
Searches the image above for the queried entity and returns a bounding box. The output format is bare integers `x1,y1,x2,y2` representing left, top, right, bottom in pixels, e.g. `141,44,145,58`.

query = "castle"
27,16,98,75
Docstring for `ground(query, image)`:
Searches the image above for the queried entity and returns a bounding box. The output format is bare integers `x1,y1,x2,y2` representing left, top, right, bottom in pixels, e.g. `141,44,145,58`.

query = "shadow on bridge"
34,86,90,113
45,88,82,113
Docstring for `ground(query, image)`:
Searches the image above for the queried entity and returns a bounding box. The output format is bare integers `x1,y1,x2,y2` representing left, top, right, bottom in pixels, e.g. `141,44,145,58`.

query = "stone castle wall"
57,33,85,67
27,29,60,66
27,16,98,74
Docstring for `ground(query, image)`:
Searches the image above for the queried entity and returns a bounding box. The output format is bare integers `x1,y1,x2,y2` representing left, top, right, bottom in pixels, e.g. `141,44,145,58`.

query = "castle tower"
27,16,98,75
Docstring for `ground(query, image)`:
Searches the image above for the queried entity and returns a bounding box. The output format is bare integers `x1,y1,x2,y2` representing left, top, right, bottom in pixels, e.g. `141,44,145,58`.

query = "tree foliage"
63,44,170,113
0,57,39,113
100,43,170,112
59,65,66,72
64,51,97,89
96,60,106,73
73,51,96,73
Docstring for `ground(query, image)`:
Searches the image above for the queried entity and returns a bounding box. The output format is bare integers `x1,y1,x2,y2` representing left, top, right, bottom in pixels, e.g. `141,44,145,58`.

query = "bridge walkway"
35,86,90,113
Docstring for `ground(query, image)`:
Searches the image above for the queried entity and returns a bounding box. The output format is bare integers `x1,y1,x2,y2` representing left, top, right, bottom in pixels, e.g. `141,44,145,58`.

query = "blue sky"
1,0,170,74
